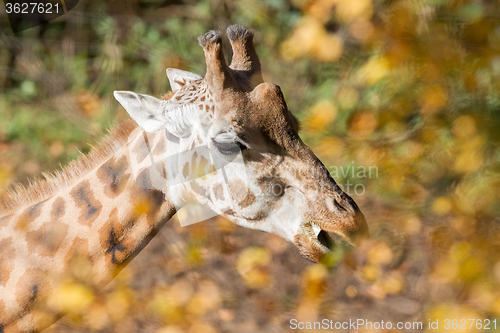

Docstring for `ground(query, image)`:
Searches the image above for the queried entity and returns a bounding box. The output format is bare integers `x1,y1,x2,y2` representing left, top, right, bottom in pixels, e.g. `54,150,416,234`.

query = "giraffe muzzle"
295,191,369,262
295,221,334,262
317,198,369,247
296,213,368,262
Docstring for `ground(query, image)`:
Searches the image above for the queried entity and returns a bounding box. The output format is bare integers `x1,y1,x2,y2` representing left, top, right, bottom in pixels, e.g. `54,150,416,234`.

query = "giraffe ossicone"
0,24,367,332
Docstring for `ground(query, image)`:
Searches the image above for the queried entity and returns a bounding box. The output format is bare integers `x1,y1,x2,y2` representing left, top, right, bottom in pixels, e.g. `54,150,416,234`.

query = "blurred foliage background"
1,0,500,332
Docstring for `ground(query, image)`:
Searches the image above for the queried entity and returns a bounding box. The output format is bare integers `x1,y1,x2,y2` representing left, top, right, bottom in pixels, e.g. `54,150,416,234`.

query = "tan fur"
161,91,175,101
0,121,138,217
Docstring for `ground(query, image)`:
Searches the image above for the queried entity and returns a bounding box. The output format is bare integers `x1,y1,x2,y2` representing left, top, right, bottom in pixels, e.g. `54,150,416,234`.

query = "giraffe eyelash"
212,141,248,155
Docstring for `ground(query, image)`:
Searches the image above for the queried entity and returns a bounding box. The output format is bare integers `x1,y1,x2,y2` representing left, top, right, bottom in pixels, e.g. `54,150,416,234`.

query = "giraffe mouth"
300,221,336,256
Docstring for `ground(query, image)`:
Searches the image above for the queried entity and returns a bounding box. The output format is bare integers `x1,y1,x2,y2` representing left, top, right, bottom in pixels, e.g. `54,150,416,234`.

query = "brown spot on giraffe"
144,190,165,223
15,269,42,312
14,215,30,232
25,201,44,220
228,179,248,202
190,180,206,197
182,162,190,179
99,209,120,244
96,156,131,198
239,191,255,209
129,186,165,227
70,181,102,225
64,237,91,268
14,200,46,231
133,133,152,164
51,197,65,221
26,220,68,257
227,179,256,208
154,160,168,181
0,238,15,287
213,182,224,201
107,238,131,265
152,134,167,155
100,209,129,265
136,168,154,190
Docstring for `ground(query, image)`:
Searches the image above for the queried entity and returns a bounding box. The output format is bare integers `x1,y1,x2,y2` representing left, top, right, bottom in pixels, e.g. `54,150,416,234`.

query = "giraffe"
0,25,368,332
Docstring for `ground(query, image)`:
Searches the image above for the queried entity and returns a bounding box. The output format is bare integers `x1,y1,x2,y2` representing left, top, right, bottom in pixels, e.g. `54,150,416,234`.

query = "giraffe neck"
0,126,177,332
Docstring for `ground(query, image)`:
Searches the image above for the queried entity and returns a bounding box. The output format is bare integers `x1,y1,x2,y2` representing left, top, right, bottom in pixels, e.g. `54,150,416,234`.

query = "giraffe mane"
0,120,138,217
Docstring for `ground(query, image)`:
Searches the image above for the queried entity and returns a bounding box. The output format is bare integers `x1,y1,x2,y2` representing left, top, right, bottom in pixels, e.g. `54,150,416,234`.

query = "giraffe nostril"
334,199,347,212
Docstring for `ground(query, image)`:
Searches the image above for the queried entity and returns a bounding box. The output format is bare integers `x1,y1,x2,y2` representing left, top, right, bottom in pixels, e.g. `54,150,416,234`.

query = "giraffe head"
114,25,368,262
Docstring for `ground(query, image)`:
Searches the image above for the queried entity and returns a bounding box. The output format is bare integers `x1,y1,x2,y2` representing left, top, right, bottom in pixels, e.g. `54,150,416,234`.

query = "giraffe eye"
213,141,248,155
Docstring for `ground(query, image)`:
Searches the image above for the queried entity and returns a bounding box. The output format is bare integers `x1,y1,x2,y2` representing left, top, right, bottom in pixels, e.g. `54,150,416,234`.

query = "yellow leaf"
335,0,373,23
48,281,94,313
313,33,344,62
316,136,345,159
380,272,405,294
452,115,476,138
426,304,482,333
186,280,221,316
236,247,272,289
361,264,381,282
345,285,358,298
337,87,359,110
358,56,390,86
367,241,393,266
348,111,378,138
304,100,338,133
453,148,483,173
432,197,452,216
420,85,448,114
280,17,344,62
106,287,132,321
301,264,328,299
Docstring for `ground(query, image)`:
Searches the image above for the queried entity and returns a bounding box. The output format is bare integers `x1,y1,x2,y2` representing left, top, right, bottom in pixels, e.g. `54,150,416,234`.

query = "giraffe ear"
114,91,193,137
113,91,167,133
166,68,202,92
114,91,166,132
